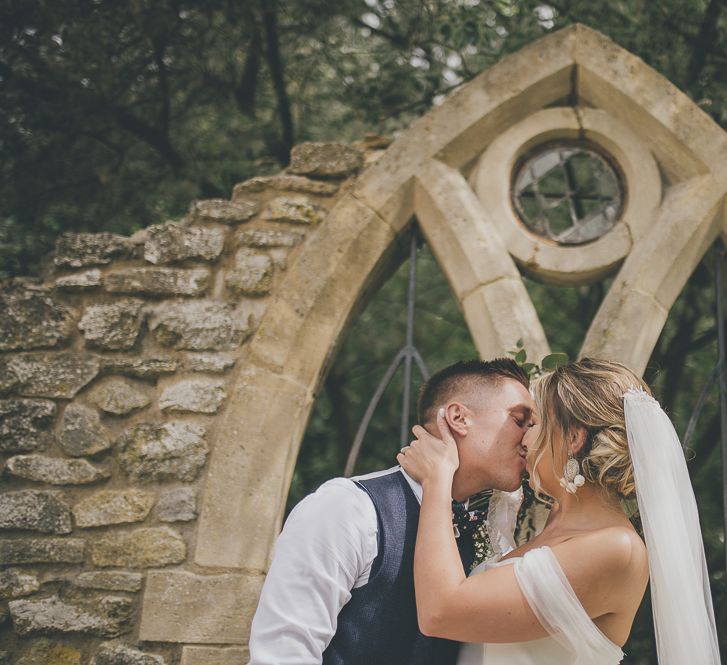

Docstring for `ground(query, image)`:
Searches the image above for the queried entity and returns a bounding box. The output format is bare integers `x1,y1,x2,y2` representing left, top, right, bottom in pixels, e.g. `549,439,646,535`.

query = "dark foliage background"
2,1,726,661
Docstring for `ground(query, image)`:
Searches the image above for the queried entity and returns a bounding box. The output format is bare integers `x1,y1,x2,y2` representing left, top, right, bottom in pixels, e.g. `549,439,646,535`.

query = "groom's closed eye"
511,408,534,428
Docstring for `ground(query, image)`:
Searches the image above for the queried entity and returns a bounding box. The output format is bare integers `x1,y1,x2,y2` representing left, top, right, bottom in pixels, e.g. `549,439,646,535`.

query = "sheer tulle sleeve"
513,547,624,664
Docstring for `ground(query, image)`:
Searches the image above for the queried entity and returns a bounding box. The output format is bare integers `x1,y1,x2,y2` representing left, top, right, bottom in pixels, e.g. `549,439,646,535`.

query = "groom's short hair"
417,358,529,424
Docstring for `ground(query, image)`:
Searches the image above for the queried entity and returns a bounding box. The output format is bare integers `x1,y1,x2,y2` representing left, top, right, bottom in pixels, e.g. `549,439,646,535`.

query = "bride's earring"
559,451,586,494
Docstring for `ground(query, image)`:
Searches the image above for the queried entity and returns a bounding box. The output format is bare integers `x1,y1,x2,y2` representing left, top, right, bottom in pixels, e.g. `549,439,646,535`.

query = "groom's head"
417,358,533,500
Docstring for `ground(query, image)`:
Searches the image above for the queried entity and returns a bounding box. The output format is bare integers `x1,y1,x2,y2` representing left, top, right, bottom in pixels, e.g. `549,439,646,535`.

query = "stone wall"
0,139,385,664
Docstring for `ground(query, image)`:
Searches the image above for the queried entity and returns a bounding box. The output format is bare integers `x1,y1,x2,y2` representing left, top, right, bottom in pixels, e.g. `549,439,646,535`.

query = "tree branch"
151,34,171,137
236,27,262,115
686,0,724,87
348,15,409,47
0,59,186,173
260,0,294,164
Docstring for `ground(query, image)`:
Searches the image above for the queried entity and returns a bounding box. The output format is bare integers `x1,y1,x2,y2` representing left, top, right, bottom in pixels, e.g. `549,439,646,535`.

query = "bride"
397,358,721,664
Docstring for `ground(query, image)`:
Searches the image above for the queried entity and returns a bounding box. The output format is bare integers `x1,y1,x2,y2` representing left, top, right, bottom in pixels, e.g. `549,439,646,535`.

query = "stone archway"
145,24,727,663
191,20,727,572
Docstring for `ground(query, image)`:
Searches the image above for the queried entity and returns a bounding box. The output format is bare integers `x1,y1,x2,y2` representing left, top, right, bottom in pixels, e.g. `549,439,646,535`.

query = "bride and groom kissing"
247,357,721,664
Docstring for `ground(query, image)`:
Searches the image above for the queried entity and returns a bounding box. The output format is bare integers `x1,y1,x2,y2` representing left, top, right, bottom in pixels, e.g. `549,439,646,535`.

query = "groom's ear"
445,403,468,436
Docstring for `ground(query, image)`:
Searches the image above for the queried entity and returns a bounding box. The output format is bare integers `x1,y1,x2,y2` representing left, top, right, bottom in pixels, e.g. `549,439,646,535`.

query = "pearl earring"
560,451,586,494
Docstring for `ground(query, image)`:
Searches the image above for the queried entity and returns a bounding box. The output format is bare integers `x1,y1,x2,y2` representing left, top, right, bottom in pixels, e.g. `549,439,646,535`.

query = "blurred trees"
3,1,727,660
6,0,724,276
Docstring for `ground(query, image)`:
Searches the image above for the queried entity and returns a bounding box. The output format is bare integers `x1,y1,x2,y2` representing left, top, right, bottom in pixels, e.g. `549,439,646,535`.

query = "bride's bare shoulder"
557,525,648,576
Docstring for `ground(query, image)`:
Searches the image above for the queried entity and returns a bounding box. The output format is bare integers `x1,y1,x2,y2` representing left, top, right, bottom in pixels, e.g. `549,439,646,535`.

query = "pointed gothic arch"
138,24,727,658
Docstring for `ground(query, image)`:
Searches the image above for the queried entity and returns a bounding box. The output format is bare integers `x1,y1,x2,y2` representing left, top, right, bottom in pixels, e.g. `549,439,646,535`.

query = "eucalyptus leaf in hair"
507,345,569,379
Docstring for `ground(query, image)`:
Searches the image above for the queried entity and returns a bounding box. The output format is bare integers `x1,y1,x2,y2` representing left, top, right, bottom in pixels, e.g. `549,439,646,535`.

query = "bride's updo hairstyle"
529,357,651,501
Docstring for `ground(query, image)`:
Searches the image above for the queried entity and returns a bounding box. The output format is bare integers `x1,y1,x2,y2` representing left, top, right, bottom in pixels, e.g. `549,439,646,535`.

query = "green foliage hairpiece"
509,339,569,379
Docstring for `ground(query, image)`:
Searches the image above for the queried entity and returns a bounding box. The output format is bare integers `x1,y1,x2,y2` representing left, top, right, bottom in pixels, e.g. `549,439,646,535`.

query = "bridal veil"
624,388,720,664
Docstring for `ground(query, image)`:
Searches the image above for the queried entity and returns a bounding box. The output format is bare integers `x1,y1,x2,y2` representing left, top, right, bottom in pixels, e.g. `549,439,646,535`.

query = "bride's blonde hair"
529,357,651,501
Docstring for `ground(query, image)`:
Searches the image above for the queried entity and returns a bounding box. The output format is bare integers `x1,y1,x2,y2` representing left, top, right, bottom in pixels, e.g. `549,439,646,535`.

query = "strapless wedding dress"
457,546,624,665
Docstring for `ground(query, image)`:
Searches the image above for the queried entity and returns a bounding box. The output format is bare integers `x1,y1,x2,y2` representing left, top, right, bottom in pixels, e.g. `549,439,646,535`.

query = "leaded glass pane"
512,142,624,245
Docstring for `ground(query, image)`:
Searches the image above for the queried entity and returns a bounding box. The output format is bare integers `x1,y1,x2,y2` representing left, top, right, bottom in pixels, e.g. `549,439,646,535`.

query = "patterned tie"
451,500,485,537
452,500,490,571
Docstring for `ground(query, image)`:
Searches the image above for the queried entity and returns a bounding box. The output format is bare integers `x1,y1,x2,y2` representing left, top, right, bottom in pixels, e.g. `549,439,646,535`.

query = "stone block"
262,196,326,225
236,228,304,248
288,141,363,178
78,299,145,350
91,643,165,665
9,594,133,637
5,455,110,485
0,538,85,564
159,378,226,414
139,571,263,643
0,399,56,453
180,646,248,665
104,268,210,296
232,173,339,196
267,247,289,269
461,278,551,362
247,195,395,388
0,353,99,399
155,487,196,523
59,403,112,456
90,527,186,568
74,572,143,592
0,490,72,534
143,222,226,264
99,356,180,379
184,353,236,373
148,300,250,350
0,569,39,599
354,133,392,150
118,421,208,482
0,287,76,350
414,159,522,298
73,490,155,527
88,378,151,416
54,269,103,290
195,367,310,569
54,232,135,268
225,248,273,296
190,199,259,224
15,639,82,665
237,299,269,335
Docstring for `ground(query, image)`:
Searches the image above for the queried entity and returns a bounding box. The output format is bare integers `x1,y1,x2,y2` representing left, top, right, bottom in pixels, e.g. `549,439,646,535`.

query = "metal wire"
685,246,727,580
344,229,430,477
715,248,727,579
683,362,721,454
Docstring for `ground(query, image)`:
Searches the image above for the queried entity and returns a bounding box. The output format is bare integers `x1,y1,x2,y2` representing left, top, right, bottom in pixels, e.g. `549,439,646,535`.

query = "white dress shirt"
247,467,422,665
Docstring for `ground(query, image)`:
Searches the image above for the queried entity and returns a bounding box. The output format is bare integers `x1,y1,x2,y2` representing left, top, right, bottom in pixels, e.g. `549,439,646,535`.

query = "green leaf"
516,338,525,348
522,362,537,376
541,352,569,371
515,348,527,364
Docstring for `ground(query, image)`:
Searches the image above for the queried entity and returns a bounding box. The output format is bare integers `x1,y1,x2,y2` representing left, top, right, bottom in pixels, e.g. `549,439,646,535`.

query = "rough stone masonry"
0,139,376,664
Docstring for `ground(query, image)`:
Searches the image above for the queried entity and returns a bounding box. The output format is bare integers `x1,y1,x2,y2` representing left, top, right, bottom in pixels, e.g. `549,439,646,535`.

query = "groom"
247,358,534,665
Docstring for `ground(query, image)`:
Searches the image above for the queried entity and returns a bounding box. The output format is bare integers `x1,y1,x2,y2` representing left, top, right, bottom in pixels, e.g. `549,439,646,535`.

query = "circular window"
512,141,624,245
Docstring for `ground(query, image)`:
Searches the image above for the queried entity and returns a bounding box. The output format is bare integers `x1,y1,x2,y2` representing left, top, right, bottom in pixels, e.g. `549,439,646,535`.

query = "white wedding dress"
456,490,624,665
457,547,624,665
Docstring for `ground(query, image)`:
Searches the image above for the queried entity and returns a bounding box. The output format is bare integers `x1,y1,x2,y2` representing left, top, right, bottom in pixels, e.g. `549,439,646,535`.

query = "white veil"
623,388,721,665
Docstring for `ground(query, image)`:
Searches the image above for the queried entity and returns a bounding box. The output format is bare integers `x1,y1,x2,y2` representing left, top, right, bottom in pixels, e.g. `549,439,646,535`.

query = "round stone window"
512,141,624,245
